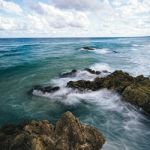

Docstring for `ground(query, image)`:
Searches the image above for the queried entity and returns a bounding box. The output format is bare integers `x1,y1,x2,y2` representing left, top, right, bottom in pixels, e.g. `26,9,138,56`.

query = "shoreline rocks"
67,70,150,114
0,112,105,150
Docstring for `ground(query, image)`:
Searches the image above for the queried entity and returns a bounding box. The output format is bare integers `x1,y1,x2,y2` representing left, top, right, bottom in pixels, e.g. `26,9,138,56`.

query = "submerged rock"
82,47,95,50
29,85,60,94
102,70,111,73
60,69,77,78
67,70,150,114
0,112,105,150
113,50,118,53
84,68,101,75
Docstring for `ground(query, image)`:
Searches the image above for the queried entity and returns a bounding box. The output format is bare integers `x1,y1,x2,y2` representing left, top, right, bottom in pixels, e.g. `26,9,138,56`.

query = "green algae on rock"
0,112,105,150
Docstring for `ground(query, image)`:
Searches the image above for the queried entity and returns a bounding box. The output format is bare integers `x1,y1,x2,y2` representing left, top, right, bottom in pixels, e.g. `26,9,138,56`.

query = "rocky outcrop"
67,70,150,114
0,112,105,150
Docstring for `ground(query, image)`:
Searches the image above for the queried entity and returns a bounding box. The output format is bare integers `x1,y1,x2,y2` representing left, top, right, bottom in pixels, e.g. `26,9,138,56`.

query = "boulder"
0,112,105,150
67,70,150,114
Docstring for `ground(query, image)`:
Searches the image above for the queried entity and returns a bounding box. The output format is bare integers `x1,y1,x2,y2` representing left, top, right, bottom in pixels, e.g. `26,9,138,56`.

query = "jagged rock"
60,69,77,78
67,70,150,114
0,112,105,150
82,47,95,50
29,85,60,94
101,70,134,93
122,77,150,113
84,68,101,75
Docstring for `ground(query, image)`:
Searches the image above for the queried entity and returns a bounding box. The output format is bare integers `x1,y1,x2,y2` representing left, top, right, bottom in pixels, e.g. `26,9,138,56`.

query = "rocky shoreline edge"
31,69,150,114
0,111,105,150
67,70,150,114
1,68,149,150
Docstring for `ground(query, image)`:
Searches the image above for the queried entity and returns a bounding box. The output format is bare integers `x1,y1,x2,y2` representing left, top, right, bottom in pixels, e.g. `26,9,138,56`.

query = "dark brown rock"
0,112,105,150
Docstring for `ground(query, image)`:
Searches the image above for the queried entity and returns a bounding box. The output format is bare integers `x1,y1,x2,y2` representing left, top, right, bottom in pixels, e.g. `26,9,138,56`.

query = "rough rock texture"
0,112,105,150
67,70,150,113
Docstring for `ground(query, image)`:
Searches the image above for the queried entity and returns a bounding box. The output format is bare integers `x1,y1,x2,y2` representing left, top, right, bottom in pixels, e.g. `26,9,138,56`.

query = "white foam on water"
94,48,110,54
32,63,114,105
126,46,150,76
90,63,113,72
80,47,110,55
32,62,150,150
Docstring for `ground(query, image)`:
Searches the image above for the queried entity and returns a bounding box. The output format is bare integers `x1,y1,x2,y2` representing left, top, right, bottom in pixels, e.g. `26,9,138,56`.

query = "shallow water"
0,37,150,150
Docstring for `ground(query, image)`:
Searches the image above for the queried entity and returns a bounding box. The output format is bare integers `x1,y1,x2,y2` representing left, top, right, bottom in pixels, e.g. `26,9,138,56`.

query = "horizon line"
0,35,149,39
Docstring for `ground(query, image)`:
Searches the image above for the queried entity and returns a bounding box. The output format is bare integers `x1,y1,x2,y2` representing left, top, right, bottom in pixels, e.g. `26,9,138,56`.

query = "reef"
0,112,105,150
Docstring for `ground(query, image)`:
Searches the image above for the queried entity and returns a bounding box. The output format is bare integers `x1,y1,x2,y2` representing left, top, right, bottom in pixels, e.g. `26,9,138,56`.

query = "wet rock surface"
84,68,101,75
60,69,77,78
67,70,150,114
0,112,105,150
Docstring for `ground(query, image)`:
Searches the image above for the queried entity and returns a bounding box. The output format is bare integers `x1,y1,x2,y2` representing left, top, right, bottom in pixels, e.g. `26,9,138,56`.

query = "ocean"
0,37,150,150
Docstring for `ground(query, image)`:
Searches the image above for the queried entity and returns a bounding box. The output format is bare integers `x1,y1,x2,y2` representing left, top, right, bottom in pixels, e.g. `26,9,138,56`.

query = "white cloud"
0,0,22,14
37,2,89,28
53,0,100,11
0,0,150,37
0,1,90,37
0,16,16,30
0,16,24,30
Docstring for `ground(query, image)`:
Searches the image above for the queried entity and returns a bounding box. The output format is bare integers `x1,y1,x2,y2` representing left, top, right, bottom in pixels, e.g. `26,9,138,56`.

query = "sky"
0,0,150,37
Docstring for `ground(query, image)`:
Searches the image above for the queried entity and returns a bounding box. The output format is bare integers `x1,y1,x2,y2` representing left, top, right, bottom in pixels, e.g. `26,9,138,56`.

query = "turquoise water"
0,37,150,150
